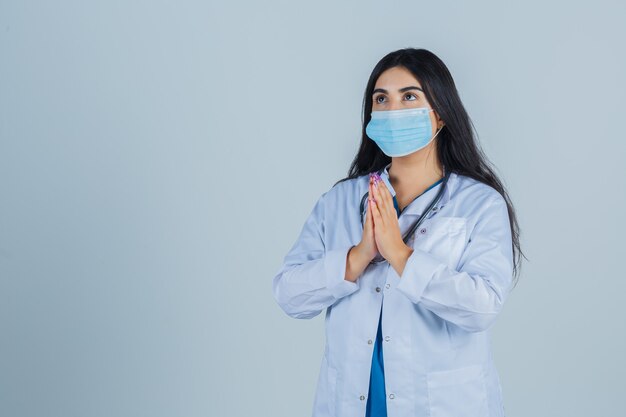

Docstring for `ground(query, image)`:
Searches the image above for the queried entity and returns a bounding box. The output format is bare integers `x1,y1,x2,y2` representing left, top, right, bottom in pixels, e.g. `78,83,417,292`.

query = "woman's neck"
388,152,444,206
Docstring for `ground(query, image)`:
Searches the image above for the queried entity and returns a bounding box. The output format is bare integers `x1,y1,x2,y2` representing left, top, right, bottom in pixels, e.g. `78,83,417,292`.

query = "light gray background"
1,1,624,416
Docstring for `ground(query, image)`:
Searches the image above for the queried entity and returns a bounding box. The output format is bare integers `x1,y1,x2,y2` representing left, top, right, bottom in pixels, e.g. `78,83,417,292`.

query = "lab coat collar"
378,161,454,217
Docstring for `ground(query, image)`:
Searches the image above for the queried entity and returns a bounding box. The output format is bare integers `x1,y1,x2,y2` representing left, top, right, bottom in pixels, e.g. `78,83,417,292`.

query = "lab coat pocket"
411,216,466,269
426,364,488,417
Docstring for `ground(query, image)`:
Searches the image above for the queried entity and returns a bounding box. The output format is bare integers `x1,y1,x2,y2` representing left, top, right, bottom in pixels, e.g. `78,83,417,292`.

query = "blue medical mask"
365,107,443,157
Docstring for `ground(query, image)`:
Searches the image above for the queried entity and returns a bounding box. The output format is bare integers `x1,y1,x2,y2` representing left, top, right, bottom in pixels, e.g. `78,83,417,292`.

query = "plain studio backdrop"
1,1,625,416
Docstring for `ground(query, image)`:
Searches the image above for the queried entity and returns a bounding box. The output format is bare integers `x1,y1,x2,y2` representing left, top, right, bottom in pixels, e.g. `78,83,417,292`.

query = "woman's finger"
365,182,373,232
376,178,394,218
380,178,393,207
373,179,393,223
372,177,387,214
370,193,383,228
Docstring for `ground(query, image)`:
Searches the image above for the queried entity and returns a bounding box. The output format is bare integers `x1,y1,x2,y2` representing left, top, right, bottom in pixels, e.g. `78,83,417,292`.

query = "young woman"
272,48,524,417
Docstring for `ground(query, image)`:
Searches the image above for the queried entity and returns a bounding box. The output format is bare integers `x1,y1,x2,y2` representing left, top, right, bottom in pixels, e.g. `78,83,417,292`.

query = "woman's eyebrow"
373,86,423,94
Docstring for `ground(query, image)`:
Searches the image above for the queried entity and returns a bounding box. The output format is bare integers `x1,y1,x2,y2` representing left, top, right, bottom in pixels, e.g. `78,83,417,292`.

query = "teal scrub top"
365,177,444,417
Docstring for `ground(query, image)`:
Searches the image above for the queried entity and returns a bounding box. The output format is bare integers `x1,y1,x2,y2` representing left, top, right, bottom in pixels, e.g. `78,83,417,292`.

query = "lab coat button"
385,283,390,289
384,336,390,342
375,286,381,292
389,393,395,399
360,395,366,401
367,339,373,345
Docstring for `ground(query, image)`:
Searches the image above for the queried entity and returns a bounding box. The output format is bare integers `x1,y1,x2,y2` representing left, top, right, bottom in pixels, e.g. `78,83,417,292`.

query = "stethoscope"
359,164,451,264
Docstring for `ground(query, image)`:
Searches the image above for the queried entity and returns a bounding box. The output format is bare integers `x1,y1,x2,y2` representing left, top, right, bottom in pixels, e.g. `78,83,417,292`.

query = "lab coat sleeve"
392,194,514,333
272,191,360,319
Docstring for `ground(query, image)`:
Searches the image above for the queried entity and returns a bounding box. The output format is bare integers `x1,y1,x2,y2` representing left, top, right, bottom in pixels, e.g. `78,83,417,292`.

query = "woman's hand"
354,175,380,262
369,174,410,264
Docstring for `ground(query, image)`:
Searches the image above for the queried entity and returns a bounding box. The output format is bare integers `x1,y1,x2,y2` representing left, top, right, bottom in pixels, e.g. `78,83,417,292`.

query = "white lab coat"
272,163,514,417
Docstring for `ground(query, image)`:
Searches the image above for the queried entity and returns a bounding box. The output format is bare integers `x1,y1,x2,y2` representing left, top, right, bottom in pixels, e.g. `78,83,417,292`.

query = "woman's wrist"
345,244,370,282
388,244,414,277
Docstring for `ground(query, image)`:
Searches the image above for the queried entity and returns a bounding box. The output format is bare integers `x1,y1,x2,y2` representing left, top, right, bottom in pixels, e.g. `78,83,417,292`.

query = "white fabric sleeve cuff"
323,246,360,300
389,248,446,304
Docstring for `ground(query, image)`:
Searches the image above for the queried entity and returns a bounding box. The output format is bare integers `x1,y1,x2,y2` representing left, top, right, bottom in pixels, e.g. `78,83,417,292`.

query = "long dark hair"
333,48,526,286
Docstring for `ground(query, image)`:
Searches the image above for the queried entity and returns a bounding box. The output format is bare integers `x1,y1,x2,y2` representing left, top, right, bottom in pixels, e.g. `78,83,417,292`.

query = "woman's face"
371,66,444,136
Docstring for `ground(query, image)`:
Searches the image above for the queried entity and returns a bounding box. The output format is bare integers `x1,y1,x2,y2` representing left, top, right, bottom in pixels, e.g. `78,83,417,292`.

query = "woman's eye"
373,94,417,104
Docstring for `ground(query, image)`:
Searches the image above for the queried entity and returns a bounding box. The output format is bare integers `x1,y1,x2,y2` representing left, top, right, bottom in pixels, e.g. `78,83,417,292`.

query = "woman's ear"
434,113,445,129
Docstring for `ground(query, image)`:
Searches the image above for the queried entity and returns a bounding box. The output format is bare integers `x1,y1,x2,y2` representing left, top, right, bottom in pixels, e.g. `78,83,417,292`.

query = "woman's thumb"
365,198,374,232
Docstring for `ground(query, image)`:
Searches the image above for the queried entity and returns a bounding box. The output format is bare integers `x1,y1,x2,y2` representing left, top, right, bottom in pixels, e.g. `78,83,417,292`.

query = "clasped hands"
353,172,414,275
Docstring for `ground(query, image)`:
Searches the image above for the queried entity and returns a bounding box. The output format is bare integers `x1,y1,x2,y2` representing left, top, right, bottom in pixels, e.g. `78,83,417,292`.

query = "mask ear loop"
430,124,444,142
